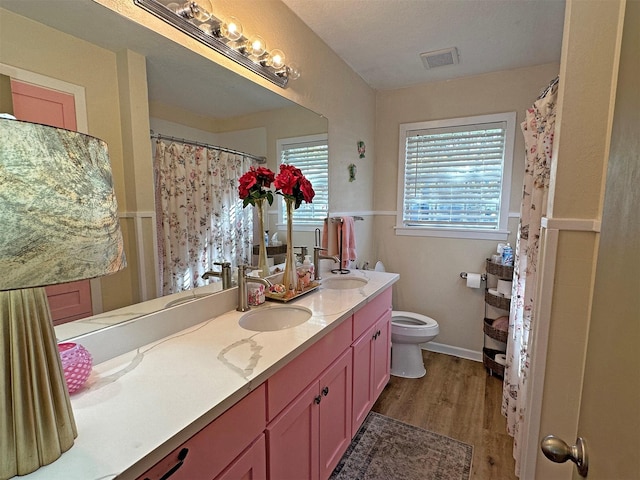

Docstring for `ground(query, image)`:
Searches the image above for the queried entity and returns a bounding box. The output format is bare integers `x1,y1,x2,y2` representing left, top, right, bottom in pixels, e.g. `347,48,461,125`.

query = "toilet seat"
392,311,438,329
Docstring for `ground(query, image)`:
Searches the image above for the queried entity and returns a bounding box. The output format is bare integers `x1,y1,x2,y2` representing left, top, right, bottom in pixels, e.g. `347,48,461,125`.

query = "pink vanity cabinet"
136,384,266,480
266,286,392,479
351,288,392,436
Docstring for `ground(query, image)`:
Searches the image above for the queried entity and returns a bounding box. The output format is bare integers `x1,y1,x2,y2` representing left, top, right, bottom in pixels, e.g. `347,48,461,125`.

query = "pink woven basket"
58,342,93,393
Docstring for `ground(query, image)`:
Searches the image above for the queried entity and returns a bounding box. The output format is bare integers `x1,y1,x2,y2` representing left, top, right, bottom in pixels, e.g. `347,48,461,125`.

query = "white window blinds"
400,115,514,233
278,134,328,224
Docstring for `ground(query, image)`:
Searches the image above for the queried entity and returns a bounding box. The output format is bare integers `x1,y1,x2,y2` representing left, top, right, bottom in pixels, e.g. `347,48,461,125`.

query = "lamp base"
0,287,77,478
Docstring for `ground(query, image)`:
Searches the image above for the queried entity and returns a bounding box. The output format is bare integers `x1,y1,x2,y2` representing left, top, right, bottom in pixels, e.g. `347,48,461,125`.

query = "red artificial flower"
274,164,315,209
238,166,276,207
299,176,315,203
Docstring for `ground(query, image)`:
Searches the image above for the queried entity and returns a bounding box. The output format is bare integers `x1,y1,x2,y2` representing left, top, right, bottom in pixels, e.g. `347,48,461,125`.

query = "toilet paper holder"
460,272,487,282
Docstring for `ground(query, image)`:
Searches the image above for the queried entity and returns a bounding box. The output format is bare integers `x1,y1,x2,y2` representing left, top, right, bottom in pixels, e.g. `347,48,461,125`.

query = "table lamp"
0,118,126,477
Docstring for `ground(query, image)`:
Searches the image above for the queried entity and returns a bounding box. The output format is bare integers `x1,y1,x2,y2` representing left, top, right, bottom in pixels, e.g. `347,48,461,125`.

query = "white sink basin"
321,276,368,290
239,305,313,332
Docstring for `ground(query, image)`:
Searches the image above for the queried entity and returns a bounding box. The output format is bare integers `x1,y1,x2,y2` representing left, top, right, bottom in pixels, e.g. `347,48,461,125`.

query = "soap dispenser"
297,255,314,288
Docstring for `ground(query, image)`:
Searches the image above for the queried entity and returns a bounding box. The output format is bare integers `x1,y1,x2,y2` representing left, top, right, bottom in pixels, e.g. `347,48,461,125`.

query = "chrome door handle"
541,435,588,477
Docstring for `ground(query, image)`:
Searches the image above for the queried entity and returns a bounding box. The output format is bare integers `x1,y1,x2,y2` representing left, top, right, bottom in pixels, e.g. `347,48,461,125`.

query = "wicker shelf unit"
483,259,513,378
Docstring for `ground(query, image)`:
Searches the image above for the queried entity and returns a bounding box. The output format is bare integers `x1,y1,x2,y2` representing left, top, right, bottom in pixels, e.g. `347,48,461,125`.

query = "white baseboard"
420,342,483,362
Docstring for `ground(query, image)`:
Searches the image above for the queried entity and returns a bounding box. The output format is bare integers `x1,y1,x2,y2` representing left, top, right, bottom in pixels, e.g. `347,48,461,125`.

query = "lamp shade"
0,118,126,290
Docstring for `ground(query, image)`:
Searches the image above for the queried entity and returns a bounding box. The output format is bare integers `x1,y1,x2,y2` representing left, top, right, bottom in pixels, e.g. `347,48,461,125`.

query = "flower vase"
255,198,270,278
281,198,299,295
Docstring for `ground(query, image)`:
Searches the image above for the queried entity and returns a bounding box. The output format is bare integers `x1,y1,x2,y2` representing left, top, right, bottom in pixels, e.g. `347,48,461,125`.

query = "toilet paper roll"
466,273,482,289
497,279,512,296
494,353,507,366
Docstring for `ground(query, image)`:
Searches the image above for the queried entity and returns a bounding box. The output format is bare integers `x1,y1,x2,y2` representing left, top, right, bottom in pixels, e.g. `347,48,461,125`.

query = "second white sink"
239,305,313,332
321,276,368,290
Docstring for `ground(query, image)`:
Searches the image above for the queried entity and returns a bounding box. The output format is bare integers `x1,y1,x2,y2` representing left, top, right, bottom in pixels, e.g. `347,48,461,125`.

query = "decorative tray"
265,282,320,303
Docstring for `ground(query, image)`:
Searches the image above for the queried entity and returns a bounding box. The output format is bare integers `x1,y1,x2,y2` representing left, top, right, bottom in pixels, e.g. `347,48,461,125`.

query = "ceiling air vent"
420,47,459,69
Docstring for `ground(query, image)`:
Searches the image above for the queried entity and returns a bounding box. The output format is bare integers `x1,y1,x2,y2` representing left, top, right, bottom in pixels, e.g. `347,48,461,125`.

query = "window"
396,112,516,240
277,134,329,229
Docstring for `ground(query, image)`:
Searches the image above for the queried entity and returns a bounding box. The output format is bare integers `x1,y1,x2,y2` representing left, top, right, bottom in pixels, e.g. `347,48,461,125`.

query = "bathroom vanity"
18,270,398,480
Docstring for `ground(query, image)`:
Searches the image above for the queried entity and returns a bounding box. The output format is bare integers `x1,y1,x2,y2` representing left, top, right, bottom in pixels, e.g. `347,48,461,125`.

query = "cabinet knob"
322,386,329,396
314,395,322,404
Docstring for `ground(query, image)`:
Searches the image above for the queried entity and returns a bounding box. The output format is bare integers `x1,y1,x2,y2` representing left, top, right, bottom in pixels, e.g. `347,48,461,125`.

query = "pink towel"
322,217,357,268
322,218,330,250
492,316,509,332
340,216,357,268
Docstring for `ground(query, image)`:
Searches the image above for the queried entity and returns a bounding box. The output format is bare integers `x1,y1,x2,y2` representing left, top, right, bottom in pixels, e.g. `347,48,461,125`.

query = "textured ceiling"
281,0,566,90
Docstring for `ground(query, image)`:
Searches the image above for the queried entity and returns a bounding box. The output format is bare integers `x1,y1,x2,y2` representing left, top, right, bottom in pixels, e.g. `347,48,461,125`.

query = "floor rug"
330,412,473,480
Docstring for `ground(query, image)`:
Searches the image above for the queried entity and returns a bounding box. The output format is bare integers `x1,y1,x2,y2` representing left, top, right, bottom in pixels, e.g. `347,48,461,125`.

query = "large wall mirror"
0,1,328,340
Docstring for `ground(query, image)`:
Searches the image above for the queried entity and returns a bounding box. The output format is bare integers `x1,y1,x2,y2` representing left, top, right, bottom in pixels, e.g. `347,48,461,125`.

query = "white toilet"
391,311,440,378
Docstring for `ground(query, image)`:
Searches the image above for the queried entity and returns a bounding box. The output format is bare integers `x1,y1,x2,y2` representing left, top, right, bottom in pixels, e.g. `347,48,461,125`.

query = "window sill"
394,226,510,241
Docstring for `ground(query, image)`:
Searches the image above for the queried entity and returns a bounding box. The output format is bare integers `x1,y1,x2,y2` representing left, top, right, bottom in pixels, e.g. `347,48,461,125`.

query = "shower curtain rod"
150,130,267,164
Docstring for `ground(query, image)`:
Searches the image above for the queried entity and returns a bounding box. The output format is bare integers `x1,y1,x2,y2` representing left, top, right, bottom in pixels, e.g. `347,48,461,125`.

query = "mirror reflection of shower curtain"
501,78,558,477
154,140,253,295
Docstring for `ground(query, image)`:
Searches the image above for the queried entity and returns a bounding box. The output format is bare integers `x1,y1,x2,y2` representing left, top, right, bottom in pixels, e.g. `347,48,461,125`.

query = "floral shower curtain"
502,78,558,476
154,140,253,295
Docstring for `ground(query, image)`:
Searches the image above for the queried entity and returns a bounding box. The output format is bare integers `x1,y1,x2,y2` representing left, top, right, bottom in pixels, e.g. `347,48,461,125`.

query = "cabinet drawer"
267,317,352,421
138,384,266,480
353,287,391,340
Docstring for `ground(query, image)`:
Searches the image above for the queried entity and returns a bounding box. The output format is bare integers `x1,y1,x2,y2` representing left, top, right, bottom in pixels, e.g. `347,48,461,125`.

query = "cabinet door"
215,435,266,480
372,311,391,399
351,309,392,437
267,382,320,480
351,325,375,437
318,350,353,480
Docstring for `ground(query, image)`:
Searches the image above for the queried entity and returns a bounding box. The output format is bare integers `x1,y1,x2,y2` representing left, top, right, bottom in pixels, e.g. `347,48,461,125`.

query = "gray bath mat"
330,412,473,480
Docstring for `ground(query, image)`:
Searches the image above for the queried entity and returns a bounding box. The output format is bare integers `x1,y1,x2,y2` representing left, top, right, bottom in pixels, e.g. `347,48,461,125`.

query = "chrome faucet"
237,265,273,312
294,245,308,263
202,262,232,290
313,247,339,281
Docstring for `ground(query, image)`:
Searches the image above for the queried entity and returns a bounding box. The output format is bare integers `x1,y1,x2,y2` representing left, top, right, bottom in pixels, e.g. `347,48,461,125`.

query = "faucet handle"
314,246,327,252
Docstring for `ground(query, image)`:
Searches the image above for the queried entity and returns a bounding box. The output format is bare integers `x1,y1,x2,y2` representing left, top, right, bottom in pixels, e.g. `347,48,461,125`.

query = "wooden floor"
372,350,517,480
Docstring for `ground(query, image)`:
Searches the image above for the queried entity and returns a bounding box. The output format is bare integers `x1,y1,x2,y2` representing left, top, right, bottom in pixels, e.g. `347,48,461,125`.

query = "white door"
531,2,638,479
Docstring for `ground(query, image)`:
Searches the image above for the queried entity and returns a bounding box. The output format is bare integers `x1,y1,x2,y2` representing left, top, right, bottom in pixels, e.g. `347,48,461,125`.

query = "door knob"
540,435,588,477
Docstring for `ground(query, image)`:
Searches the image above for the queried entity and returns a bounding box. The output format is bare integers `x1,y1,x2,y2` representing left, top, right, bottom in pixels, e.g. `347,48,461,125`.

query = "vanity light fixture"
134,0,301,87
0,118,126,477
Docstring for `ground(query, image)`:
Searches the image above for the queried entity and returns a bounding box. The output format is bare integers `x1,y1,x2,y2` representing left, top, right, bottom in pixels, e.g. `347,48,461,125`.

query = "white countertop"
21,270,398,480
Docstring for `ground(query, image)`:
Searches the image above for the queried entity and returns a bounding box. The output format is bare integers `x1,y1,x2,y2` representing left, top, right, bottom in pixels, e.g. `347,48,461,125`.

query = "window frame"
276,133,329,231
395,112,516,240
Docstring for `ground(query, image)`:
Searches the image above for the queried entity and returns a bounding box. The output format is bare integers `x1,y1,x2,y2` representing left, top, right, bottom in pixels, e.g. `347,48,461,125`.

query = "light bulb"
246,36,267,58
286,62,301,80
221,17,243,42
190,0,212,22
266,49,286,69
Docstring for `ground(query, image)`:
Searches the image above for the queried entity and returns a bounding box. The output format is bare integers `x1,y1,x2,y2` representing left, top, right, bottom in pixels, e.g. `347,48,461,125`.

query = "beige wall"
374,63,560,353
